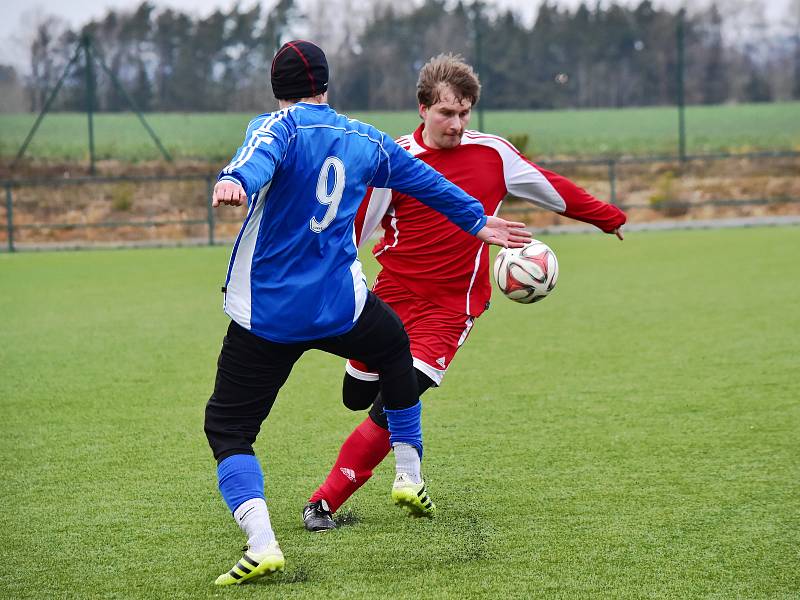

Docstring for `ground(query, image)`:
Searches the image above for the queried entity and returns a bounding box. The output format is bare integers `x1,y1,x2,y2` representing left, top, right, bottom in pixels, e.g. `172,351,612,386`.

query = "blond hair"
416,53,481,107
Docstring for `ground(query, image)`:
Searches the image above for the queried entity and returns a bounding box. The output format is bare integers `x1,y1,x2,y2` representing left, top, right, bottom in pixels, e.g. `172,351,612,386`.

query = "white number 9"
310,156,346,233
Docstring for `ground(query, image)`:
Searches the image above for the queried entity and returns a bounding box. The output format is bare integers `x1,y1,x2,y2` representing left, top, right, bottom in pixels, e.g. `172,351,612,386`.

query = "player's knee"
382,318,412,358
342,373,380,411
368,401,389,430
415,369,436,395
203,396,221,442
378,337,414,381
204,395,259,460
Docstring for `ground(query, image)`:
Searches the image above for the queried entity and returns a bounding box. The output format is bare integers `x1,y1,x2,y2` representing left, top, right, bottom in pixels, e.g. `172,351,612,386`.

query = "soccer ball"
493,240,559,304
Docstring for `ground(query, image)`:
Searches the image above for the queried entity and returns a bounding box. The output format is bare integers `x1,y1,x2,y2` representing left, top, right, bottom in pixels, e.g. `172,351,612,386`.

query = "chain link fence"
2,151,798,252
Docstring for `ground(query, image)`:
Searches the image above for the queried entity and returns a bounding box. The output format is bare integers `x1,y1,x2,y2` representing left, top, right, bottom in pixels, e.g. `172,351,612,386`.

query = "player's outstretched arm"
490,140,626,236
212,180,248,207
476,216,532,248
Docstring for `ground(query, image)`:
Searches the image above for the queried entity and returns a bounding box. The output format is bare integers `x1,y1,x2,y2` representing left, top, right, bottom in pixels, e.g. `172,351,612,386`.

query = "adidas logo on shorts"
436,356,446,368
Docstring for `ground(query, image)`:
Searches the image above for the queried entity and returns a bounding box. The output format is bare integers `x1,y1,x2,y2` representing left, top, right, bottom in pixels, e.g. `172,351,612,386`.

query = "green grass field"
1,102,798,162
1,227,799,599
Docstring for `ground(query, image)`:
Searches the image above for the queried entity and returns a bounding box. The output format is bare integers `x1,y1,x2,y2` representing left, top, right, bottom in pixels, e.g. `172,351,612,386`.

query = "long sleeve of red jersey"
535,166,626,233
472,132,626,232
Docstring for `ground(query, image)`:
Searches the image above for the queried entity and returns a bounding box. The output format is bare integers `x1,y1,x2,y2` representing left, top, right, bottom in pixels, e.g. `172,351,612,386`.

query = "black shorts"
204,292,418,462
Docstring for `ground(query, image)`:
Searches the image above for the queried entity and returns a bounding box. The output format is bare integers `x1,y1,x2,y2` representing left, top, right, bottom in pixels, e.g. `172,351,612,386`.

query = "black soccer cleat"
302,499,336,532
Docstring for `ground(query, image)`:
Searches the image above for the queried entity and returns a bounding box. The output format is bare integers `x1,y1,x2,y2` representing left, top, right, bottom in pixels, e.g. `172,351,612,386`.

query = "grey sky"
1,0,793,74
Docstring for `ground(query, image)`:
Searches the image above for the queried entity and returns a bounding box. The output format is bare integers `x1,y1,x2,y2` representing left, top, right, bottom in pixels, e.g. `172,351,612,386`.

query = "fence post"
83,34,97,176
676,8,687,164
607,159,618,205
206,176,215,246
5,183,14,253
472,4,485,132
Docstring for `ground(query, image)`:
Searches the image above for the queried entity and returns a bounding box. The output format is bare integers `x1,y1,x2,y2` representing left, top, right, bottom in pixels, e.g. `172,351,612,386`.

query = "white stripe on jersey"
296,124,387,147
349,221,368,322
464,243,483,316
349,257,368,323
295,124,391,176
358,187,393,247
457,317,475,347
224,183,270,329
223,110,291,174
403,133,426,156
373,206,399,257
353,132,419,246
464,198,503,315
395,134,412,150
461,131,567,212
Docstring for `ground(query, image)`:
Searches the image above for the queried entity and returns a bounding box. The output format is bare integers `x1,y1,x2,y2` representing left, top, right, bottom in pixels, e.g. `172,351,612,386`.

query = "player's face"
419,86,472,150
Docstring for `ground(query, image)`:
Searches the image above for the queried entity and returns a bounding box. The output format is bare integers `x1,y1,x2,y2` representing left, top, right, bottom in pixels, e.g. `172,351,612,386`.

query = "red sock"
309,416,391,513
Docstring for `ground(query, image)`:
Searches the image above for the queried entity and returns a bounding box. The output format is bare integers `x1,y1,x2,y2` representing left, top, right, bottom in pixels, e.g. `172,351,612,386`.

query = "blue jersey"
218,102,487,343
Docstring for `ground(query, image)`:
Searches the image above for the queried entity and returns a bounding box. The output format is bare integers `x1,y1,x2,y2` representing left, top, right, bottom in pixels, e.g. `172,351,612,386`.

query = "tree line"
17,0,800,113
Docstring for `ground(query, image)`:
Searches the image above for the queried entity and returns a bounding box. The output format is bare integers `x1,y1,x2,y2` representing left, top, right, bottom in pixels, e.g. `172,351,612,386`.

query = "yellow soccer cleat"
391,473,436,517
214,541,285,585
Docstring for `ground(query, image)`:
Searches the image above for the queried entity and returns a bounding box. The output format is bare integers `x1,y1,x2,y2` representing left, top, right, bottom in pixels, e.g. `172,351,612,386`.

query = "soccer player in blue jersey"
205,40,531,585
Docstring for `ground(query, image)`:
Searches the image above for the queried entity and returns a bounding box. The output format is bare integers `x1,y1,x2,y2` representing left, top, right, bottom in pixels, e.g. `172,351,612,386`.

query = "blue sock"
385,400,423,459
217,454,265,513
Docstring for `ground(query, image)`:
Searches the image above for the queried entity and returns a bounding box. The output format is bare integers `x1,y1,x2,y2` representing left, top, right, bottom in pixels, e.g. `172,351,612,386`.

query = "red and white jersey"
354,124,627,317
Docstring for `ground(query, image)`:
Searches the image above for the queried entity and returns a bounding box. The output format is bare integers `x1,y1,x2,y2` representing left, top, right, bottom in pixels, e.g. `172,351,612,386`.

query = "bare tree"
0,65,26,112
27,15,70,111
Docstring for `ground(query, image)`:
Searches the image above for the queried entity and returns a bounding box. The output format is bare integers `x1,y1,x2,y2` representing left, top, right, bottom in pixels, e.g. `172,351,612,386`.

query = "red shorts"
346,272,475,386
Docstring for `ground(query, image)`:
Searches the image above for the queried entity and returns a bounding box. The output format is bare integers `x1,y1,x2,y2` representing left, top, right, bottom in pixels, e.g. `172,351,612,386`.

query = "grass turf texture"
1,102,798,162
1,227,798,599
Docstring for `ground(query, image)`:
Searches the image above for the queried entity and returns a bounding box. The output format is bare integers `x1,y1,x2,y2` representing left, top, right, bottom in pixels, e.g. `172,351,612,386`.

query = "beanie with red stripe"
271,40,329,100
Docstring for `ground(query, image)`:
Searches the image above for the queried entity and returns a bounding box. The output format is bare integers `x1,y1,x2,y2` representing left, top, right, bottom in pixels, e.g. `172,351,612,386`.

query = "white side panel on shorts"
457,317,475,347
413,358,445,386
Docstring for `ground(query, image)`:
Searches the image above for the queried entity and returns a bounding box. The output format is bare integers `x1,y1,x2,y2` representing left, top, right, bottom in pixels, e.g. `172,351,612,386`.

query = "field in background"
1,102,798,162
1,227,798,599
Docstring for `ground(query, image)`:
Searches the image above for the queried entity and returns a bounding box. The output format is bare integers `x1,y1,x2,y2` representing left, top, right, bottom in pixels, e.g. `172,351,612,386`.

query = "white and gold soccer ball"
493,240,559,304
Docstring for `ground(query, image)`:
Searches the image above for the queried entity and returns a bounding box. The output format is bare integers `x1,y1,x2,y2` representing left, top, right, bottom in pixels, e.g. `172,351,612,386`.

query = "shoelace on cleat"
306,502,331,518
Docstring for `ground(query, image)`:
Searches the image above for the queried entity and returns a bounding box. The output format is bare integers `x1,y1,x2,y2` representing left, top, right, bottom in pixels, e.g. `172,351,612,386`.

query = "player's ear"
419,104,428,120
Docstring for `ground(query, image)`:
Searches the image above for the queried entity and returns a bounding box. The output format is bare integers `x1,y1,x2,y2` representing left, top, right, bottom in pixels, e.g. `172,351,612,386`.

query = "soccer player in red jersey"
302,54,627,531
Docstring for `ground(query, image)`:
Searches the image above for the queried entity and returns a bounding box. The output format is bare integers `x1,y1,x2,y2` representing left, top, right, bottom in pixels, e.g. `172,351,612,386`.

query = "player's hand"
212,180,247,207
476,216,532,248
613,227,624,240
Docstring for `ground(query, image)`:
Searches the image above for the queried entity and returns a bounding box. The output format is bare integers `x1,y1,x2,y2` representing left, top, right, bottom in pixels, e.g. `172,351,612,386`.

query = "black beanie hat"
271,40,329,100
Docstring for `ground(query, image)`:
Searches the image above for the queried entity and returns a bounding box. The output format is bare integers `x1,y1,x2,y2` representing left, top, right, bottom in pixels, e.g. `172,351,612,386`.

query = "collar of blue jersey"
290,102,330,109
